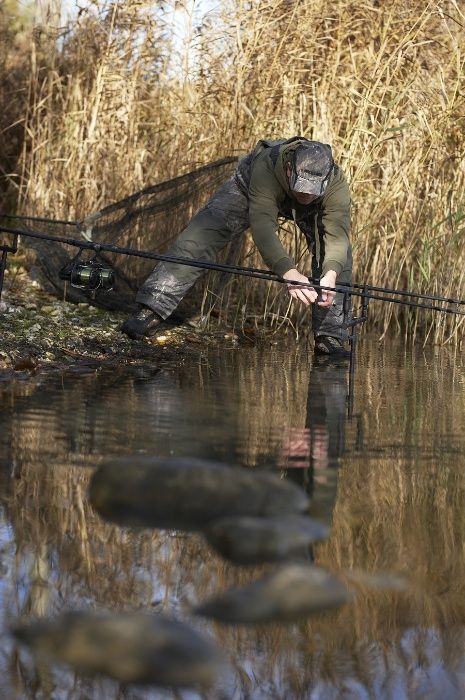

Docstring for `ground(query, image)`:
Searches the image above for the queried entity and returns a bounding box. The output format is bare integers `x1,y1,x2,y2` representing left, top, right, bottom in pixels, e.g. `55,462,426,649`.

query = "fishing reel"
59,249,115,292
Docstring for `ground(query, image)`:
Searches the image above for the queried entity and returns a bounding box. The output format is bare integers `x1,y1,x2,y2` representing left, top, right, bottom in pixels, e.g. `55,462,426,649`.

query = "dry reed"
1,0,464,342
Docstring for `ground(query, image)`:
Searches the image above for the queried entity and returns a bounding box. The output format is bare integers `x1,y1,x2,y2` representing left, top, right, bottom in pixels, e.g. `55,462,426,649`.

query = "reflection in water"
281,356,348,523
1,335,465,697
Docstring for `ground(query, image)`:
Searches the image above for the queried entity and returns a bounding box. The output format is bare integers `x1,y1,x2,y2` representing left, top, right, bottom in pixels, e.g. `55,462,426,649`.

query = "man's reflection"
280,356,349,522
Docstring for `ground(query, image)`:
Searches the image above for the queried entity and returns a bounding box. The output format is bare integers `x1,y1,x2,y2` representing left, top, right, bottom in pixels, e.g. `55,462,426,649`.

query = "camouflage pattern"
136,177,248,319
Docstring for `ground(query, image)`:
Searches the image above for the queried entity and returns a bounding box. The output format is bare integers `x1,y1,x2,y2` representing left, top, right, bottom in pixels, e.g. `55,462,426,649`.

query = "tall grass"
0,1,32,209
1,0,464,342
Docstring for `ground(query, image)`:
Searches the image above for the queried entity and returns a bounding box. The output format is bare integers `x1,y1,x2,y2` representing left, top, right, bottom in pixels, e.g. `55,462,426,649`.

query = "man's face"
286,163,318,205
292,191,318,205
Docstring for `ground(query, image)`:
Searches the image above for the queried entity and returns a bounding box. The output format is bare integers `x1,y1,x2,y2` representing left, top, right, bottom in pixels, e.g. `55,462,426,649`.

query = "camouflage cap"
288,142,334,196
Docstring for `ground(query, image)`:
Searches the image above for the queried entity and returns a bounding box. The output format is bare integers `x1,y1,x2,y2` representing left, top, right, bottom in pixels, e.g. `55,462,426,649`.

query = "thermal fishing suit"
136,138,352,340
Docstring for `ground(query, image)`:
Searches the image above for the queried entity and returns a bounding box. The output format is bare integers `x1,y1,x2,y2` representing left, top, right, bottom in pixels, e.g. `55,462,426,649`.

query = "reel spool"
59,249,115,292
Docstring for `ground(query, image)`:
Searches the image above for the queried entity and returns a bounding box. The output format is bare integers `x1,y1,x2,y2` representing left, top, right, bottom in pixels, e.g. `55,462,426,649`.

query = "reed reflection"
1,337,465,698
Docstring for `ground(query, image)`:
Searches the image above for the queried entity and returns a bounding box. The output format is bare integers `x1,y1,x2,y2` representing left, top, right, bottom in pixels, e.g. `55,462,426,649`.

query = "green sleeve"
321,170,351,277
248,160,295,277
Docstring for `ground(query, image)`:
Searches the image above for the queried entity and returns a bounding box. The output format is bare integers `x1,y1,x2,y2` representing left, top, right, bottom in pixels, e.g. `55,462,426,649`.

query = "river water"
1,332,465,699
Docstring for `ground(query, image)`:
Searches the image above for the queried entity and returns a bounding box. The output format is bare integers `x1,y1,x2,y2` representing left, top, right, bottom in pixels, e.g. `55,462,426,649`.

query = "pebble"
12,611,222,688
203,514,329,565
89,457,309,531
194,563,351,624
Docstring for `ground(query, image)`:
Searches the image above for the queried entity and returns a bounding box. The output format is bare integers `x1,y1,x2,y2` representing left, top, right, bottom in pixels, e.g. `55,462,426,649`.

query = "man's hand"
283,269,318,305
318,270,337,307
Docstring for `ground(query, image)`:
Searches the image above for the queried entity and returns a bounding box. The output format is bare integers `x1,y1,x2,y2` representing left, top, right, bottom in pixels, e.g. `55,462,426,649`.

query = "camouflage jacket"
235,137,351,277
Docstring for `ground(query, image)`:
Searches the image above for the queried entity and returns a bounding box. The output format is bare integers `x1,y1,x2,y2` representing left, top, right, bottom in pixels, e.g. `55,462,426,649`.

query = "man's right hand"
282,268,318,305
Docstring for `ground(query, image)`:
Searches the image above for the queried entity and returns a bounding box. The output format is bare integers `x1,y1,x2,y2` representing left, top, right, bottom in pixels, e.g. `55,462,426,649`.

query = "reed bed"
1,0,464,342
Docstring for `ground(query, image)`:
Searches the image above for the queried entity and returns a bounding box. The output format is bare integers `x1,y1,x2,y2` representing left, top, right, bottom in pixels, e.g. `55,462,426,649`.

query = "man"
121,136,352,355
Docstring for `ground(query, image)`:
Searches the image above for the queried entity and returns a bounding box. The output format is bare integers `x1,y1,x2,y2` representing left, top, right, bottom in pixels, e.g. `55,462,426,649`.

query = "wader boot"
314,335,350,357
121,307,163,340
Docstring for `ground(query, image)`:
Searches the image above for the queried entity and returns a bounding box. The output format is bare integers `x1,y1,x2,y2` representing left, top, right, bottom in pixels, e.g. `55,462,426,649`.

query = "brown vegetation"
1,0,464,342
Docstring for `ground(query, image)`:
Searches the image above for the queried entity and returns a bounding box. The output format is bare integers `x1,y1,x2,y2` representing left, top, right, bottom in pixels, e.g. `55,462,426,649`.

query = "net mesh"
0,157,238,312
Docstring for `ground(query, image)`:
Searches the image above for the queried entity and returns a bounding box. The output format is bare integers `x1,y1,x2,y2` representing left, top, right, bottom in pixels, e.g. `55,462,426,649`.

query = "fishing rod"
2,214,464,308
1,222,465,318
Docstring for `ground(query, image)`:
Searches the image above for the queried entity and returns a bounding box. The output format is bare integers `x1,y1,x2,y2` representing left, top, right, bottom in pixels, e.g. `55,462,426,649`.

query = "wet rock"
194,563,351,624
203,514,329,565
12,611,222,688
13,356,38,372
89,457,308,530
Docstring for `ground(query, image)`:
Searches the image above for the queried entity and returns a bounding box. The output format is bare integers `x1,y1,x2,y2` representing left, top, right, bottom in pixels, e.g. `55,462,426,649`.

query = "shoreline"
0,266,275,380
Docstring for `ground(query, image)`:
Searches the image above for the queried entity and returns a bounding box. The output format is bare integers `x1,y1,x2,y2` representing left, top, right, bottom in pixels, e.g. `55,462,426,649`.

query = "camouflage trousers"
136,177,352,340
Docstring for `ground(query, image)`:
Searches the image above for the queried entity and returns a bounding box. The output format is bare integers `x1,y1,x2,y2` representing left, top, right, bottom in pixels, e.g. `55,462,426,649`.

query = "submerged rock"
194,563,351,624
89,457,308,530
203,514,329,564
12,611,222,688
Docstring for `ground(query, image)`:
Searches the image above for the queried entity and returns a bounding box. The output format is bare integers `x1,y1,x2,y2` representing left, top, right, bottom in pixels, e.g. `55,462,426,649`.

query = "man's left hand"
318,270,337,307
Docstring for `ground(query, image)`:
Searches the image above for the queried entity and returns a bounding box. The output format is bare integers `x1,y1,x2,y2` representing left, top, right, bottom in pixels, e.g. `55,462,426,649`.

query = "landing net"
0,157,238,311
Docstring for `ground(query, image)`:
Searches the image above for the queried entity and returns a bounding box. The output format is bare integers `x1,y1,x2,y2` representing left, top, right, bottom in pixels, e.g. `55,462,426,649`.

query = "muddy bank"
0,263,254,378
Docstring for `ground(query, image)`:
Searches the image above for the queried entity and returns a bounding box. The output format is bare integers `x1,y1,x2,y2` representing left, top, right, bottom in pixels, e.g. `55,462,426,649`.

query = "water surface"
1,333,465,699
